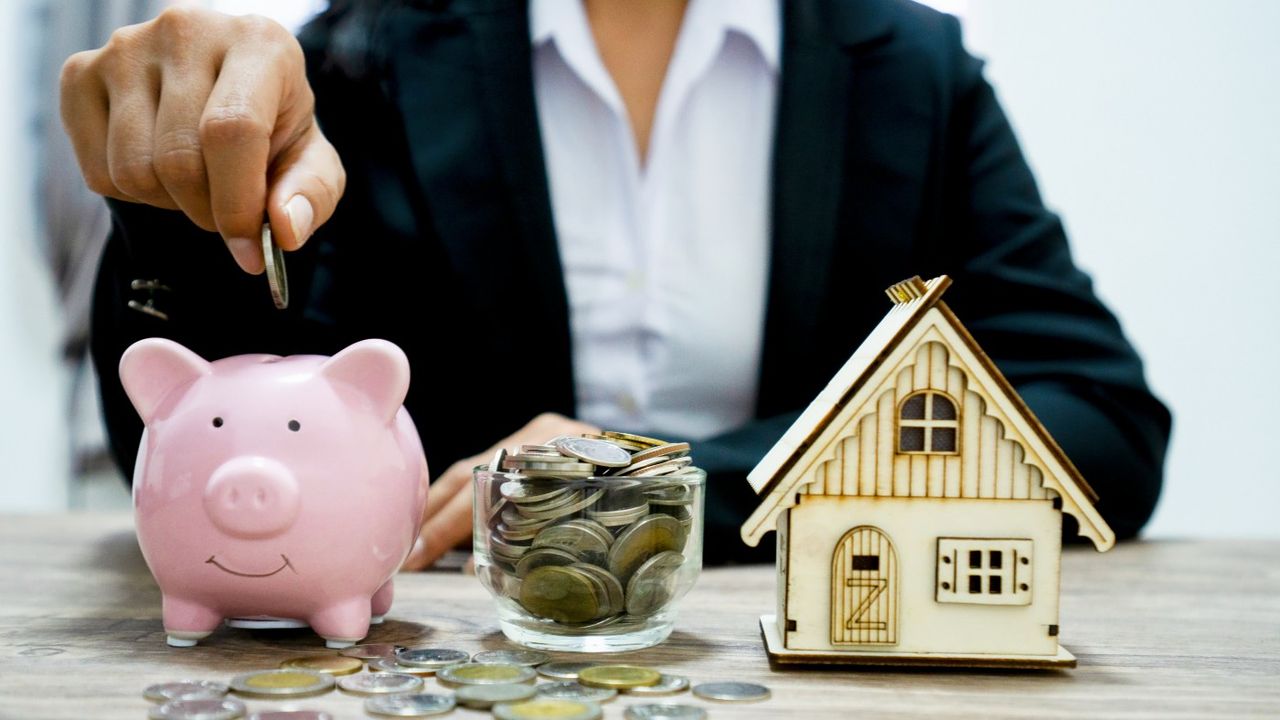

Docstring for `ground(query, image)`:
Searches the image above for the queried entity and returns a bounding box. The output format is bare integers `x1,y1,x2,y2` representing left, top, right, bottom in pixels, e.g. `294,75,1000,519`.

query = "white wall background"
963,1,1280,537
2,1,1278,539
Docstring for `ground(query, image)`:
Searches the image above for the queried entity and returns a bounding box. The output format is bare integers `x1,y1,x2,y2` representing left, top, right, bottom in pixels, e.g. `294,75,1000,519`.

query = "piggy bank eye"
212,417,224,428
288,419,301,432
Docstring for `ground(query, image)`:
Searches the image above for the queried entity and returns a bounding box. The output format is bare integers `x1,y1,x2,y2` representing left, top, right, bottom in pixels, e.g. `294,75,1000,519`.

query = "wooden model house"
740,275,1113,669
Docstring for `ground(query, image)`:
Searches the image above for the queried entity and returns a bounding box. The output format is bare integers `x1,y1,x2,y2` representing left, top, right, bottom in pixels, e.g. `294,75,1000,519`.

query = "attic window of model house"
898,392,958,454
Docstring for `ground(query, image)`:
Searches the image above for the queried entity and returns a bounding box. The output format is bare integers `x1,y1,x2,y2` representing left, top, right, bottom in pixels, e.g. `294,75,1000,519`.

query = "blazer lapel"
759,0,898,417
380,0,575,416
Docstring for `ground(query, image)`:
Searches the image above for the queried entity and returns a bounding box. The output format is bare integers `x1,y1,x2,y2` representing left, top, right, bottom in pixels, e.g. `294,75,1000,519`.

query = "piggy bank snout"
204,458,301,539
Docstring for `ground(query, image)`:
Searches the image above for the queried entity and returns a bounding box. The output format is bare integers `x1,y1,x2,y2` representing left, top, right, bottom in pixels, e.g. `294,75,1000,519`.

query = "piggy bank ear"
319,339,410,423
119,338,213,425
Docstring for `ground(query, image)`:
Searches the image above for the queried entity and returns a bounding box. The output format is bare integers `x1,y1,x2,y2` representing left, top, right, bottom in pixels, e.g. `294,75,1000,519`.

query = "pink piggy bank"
119,338,429,648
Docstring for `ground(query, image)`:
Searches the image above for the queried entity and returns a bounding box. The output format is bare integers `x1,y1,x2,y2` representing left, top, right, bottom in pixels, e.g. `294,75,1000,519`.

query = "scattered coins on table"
149,698,246,720
143,680,230,703
364,692,457,717
142,651,771,718
483,432,700,631
229,670,334,699
691,681,772,702
279,654,364,676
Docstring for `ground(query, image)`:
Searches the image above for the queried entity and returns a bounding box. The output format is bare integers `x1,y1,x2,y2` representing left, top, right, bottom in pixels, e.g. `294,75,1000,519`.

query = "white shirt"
531,0,779,440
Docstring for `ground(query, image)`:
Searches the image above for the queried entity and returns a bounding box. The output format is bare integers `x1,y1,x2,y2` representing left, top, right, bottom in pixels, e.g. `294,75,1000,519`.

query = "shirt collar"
530,0,780,73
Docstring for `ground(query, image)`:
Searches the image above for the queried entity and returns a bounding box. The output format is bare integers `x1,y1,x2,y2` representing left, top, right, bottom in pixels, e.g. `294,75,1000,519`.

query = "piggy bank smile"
205,554,295,578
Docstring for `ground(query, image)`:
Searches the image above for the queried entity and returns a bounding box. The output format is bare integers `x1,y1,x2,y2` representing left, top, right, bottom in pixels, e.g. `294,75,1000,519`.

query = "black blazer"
91,0,1171,563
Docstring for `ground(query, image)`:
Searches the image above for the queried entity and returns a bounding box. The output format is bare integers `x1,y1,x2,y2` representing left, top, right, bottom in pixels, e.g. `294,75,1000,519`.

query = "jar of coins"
473,432,705,652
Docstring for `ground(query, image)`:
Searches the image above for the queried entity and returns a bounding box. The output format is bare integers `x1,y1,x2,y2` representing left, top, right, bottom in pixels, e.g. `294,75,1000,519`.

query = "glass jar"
473,467,704,652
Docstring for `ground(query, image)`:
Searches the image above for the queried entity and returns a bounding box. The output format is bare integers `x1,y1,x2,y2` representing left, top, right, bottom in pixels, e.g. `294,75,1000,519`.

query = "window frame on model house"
935,538,1034,606
897,391,960,455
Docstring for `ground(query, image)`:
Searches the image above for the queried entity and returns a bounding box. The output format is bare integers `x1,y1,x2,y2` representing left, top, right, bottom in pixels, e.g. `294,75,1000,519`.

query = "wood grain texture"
0,514,1277,719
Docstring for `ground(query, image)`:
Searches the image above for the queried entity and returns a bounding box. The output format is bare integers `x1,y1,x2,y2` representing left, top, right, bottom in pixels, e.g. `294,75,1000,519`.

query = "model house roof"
741,275,1115,551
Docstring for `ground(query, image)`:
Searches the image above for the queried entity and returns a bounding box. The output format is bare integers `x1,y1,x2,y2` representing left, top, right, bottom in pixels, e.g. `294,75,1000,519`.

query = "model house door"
831,525,898,645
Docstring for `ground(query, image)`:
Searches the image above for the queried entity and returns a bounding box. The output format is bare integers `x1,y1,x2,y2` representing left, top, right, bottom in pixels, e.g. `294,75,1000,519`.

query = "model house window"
898,392,959,454
936,538,1033,606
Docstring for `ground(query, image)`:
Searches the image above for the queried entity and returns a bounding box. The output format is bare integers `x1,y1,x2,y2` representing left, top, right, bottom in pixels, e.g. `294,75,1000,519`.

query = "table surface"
0,514,1276,720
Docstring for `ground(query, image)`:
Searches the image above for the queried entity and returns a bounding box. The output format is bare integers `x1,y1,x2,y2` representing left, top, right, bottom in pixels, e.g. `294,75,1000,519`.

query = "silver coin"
262,221,288,309
554,437,632,468
369,657,438,676
624,704,707,720
627,443,691,465
493,699,603,720
536,680,618,703
149,698,246,720
454,683,538,709
501,481,573,503
536,661,598,680
517,488,605,521
625,551,685,616
339,643,402,660
144,680,229,703
395,647,471,668
337,672,424,696
490,447,508,473
247,713,333,720
691,681,771,702
473,649,550,666
228,669,334,698
625,674,690,696
364,693,457,717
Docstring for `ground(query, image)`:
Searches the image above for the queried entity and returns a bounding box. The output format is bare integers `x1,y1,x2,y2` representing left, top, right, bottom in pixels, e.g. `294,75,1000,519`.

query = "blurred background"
1,0,1276,538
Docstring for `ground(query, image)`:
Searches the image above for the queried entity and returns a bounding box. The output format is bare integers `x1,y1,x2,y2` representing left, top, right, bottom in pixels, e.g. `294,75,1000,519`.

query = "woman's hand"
402,413,600,570
59,6,345,273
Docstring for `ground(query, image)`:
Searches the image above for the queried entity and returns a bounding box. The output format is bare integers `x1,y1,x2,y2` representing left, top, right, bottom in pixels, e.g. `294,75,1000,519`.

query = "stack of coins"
479,433,701,631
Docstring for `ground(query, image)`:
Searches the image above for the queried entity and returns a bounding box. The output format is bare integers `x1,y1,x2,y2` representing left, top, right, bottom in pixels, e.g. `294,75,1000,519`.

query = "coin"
438,662,538,686
247,713,334,720
602,431,667,448
625,551,685,616
472,649,550,666
532,523,610,566
144,680,229,703
502,481,573,503
395,647,471,668
537,661,598,680
490,447,508,473
520,566,601,623
607,514,683,584
493,699,603,720
517,488,604,521
229,670,334,698
454,683,538,709
623,705,707,720
279,654,363,676
625,674,690,696
369,657,438,676
262,222,288,309
554,437,632,467
536,680,617,703
691,681,771,702
339,643,402,660
364,693,457,717
149,698,246,720
337,672,424,696
573,563,625,616
577,665,661,689
627,443,691,465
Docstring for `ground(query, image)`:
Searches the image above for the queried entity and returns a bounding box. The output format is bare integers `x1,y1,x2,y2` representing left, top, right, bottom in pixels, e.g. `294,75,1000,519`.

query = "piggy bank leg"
309,598,372,649
370,579,394,624
162,595,222,647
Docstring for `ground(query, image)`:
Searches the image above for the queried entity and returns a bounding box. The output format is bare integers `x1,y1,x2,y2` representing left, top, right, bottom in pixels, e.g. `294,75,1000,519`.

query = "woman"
60,0,1171,567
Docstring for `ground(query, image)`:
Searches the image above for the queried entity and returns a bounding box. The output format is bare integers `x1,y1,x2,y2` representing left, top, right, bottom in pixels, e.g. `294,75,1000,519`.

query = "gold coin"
577,665,661,689
493,698,603,720
229,669,334,698
279,654,363,676
520,566,601,624
602,431,668,448
438,662,537,686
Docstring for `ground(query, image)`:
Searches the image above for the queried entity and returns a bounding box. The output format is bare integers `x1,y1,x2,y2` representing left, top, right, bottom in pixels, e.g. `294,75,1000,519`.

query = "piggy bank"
119,338,429,648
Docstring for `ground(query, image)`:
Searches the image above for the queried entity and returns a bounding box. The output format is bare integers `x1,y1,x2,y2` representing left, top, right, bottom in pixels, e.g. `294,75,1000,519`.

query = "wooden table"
1,514,1276,719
